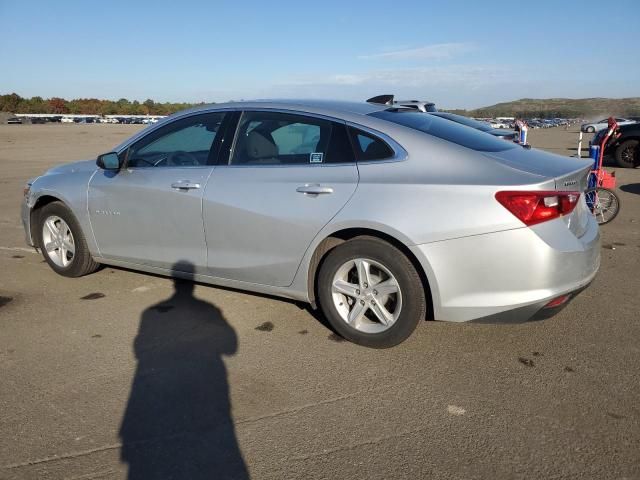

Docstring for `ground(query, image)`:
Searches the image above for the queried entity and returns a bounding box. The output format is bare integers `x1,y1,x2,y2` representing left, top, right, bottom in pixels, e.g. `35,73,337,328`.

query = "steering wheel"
167,150,199,166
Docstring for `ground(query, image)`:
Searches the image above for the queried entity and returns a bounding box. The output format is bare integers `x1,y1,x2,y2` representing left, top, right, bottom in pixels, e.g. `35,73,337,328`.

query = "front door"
203,110,359,286
88,112,227,272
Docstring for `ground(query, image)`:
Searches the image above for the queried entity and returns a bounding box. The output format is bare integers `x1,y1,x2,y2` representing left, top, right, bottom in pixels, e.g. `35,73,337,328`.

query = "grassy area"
448,97,640,119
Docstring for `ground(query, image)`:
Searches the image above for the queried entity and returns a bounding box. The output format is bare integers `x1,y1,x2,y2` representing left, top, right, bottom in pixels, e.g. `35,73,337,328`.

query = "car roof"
175,99,390,118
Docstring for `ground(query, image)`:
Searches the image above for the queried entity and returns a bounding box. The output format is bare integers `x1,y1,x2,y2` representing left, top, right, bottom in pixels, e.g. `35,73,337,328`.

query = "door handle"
171,181,201,190
296,184,334,195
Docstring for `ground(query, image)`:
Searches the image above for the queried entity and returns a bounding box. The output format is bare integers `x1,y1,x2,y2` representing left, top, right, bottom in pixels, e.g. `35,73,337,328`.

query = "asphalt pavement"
0,124,638,479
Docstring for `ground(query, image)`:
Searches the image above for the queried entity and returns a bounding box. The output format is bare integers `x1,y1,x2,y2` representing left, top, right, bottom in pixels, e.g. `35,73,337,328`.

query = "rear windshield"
369,110,517,152
430,112,492,132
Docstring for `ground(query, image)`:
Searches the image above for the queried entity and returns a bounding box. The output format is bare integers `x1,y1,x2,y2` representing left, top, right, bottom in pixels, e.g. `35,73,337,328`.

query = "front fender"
24,171,99,254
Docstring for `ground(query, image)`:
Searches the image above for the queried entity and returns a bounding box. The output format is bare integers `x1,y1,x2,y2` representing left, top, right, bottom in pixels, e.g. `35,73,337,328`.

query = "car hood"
45,159,98,175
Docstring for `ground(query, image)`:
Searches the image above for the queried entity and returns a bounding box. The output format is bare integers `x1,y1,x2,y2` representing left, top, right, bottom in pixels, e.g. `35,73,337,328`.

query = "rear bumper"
469,283,590,324
409,215,600,323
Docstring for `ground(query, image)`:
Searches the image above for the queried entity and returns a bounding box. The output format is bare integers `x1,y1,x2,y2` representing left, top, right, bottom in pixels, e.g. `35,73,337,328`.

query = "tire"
615,139,639,168
317,236,426,348
587,126,595,133
585,187,621,225
36,201,100,277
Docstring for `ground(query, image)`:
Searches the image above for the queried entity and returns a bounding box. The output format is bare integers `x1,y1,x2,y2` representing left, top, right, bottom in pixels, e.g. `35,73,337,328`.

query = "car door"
88,112,227,271
202,110,359,287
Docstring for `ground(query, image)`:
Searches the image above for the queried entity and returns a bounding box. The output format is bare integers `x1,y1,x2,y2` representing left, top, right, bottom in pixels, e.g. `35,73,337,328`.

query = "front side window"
125,112,225,167
230,111,354,165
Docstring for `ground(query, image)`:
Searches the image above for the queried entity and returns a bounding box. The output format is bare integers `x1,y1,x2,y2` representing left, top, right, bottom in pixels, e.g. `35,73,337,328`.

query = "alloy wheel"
42,215,75,267
331,258,402,333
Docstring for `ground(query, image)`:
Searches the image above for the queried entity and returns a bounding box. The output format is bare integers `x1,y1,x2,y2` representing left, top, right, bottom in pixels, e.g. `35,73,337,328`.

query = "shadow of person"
119,260,249,479
620,183,640,195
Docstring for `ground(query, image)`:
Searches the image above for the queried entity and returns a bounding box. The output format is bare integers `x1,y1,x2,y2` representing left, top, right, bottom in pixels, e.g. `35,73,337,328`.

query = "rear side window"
230,111,354,165
369,110,517,152
349,127,394,161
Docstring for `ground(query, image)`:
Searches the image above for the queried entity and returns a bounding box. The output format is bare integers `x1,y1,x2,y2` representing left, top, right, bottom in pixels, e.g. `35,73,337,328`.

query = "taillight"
543,294,571,308
495,190,580,226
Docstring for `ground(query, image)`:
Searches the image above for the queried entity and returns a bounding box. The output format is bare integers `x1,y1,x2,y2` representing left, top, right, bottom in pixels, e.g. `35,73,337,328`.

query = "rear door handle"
296,184,334,195
171,181,201,190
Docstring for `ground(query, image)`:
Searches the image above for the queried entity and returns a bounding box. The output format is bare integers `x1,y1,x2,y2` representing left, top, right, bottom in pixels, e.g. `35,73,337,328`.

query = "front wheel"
585,187,620,225
36,201,100,277
615,139,639,168
586,126,595,133
317,237,426,348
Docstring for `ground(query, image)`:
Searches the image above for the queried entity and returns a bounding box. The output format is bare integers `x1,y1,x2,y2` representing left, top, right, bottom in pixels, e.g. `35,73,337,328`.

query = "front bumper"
409,215,600,323
21,199,35,247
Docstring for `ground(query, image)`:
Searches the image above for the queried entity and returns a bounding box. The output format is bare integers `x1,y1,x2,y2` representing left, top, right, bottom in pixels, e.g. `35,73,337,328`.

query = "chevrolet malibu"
21,100,600,348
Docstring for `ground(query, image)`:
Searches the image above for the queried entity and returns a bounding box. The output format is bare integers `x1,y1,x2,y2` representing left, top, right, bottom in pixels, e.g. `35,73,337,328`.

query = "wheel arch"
306,227,435,320
29,194,66,246
616,136,640,147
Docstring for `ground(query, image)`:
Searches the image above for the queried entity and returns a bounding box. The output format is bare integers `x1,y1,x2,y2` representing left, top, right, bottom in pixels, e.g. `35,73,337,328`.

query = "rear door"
88,112,227,271
202,110,358,286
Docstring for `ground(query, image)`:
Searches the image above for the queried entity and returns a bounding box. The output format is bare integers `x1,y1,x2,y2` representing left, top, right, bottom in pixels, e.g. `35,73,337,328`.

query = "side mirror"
96,152,121,170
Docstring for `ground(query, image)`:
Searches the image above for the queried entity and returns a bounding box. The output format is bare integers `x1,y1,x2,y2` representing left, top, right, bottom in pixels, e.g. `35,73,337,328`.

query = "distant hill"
448,98,640,119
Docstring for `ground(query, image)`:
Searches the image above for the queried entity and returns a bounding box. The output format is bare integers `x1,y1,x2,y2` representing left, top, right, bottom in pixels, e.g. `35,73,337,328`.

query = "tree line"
0,93,203,116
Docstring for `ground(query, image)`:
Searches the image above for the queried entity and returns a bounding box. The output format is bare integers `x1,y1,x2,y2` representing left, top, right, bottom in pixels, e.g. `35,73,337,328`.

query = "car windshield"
430,112,492,132
370,110,517,152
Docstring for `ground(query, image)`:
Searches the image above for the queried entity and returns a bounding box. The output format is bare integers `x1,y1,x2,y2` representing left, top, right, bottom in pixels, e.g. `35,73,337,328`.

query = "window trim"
114,108,238,156
344,122,407,165
224,109,358,168
113,107,407,168
120,112,228,170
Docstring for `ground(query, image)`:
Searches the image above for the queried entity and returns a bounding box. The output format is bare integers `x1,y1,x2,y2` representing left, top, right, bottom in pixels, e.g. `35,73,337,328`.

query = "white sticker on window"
310,152,324,163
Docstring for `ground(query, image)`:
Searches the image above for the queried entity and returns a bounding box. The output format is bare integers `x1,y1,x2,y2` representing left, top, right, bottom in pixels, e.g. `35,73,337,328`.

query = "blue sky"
1,0,639,109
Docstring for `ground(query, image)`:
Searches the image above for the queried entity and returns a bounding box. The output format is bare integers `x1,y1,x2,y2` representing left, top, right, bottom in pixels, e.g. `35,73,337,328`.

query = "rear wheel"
36,201,100,277
585,187,620,225
615,139,639,168
317,237,426,348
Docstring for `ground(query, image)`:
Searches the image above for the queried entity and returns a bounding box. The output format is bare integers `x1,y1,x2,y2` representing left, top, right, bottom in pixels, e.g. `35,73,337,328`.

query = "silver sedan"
21,100,600,347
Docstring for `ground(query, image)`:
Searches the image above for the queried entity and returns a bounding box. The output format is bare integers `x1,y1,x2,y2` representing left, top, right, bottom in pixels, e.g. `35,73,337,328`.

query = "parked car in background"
429,112,517,141
7,117,23,124
489,120,508,129
21,100,600,348
592,121,640,168
581,118,635,133
61,117,74,123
